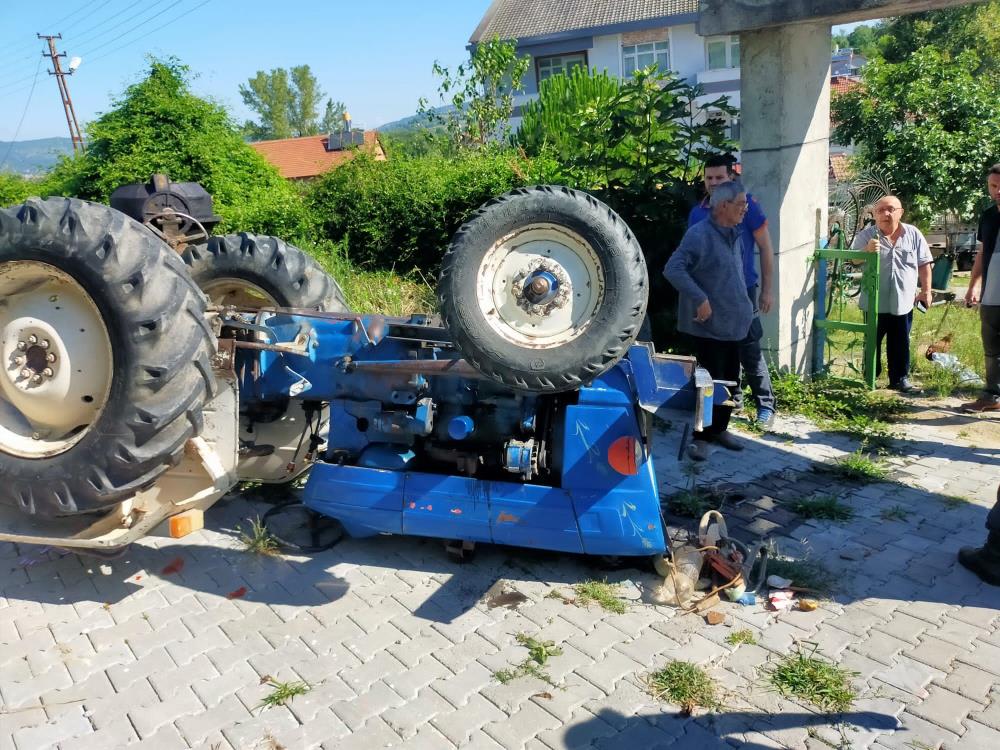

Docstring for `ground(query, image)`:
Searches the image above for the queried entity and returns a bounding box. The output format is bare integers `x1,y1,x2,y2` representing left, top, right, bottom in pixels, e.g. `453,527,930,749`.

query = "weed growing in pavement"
669,459,722,518
771,372,903,451
765,557,836,595
493,633,563,686
646,661,720,715
239,516,281,556
764,643,858,713
827,450,888,483
940,494,973,509
725,629,757,646
255,676,310,712
790,495,854,521
573,580,628,614
880,505,909,522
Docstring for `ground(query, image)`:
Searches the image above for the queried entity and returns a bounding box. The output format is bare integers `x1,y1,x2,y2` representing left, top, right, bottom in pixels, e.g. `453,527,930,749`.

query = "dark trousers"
738,285,776,412
691,336,741,437
875,311,913,386
982,305,1000,399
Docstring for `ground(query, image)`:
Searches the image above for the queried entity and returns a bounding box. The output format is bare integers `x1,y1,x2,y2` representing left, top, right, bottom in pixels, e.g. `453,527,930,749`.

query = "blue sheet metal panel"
488,483,584,554
302,463,404,536
402,472,492,543
571,460,666,555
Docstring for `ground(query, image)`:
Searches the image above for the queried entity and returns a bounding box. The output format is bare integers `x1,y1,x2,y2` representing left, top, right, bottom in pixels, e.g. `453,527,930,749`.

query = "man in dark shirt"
961,163,1000,413
688,155,777,429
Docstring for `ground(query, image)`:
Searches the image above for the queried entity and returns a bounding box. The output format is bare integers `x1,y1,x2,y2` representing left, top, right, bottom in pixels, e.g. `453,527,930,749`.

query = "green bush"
0,172,38,207
38,57,311,240
306,146,553,271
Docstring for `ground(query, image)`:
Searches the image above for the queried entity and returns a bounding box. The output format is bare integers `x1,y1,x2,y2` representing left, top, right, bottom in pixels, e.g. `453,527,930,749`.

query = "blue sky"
0,1,876,143
0,0,486,141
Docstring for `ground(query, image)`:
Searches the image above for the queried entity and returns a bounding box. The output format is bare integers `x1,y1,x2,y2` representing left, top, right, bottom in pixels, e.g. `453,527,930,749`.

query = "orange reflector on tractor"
608,436,642,475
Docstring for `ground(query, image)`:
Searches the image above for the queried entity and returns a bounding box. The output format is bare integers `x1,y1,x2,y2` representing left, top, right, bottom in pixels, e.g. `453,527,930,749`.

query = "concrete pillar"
739,22,831,373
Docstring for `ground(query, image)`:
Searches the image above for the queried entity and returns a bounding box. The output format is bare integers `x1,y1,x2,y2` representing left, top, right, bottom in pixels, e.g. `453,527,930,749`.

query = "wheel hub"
478,224,605,348
0,261,114,458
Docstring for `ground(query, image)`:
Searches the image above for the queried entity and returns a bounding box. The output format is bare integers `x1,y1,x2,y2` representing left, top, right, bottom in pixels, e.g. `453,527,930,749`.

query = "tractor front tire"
0,198,218,517
439,186,648,393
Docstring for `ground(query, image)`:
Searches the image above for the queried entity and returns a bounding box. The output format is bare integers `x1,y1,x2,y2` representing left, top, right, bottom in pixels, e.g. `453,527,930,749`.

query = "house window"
706,35,740,70
622,40,670,76
536,52,587,84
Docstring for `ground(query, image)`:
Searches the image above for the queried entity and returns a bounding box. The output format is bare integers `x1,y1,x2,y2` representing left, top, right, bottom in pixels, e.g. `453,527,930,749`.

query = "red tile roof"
829,153,853,182
250,131,384,180
831,76,862,97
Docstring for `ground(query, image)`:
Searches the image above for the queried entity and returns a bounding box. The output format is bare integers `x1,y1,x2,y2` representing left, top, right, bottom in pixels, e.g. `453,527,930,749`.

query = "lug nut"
42,368,53,377
16,341,26,351
46,353,56,363
39,340,49,349
31,374,42,384
14,356,25,366
20,368,32,378
27,334,37,344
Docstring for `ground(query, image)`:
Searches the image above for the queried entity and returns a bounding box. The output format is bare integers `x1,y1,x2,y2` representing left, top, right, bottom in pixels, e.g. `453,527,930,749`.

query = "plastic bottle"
652,544,703,607
929,352,984,386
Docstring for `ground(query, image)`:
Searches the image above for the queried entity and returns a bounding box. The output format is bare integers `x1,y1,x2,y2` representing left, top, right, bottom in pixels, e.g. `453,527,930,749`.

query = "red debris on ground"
227,586,248,599
160,557,185,575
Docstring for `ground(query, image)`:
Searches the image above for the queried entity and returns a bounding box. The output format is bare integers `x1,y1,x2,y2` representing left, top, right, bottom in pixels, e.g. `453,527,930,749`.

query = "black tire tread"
182,233,347,311
439,186,647,393
0,197,217,517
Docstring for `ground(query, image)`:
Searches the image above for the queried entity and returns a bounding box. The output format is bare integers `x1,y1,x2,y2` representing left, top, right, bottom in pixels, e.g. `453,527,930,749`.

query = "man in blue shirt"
688,155,777,429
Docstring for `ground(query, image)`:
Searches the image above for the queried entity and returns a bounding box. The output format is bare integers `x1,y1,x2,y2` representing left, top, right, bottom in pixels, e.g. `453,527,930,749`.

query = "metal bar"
862,251,879,390
815,249,873,261
813,209,827,376
815,320,867,333
349,359,484,378
233,340,307,356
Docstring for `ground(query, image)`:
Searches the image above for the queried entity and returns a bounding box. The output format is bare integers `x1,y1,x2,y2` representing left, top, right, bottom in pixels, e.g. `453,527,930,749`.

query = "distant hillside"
0,137,74,175
377,104,453,133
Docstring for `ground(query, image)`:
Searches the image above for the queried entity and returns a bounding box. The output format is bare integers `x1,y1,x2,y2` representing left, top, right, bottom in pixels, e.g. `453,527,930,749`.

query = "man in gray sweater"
665,181,754,460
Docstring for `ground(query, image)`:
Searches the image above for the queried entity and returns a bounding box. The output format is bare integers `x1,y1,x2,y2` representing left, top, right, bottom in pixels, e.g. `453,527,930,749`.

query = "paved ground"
1,395,999,750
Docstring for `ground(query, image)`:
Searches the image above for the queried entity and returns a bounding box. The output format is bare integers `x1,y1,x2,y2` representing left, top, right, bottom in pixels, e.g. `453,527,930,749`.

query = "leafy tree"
832,47,1000,220
418,36,531,149
43,57,311,238
0,172,37,207
319,99,349,133
846,25,877,55
517,66,734,348
241,64,342,140
832,33,850,51
872,3,1000,73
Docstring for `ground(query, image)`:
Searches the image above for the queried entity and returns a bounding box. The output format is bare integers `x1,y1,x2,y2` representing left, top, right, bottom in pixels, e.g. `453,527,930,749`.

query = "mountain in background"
0,137,74,175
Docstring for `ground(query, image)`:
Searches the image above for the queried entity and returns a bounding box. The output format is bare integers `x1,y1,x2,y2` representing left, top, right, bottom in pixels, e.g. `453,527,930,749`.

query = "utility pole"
38,34,84,153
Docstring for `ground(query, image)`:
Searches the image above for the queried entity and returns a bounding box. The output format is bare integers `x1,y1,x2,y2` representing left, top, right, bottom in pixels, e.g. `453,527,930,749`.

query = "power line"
76,0,185,58
39,34,85,153
0,54,44,169
0,0,112,65
85,0,214,65
71,0,177,56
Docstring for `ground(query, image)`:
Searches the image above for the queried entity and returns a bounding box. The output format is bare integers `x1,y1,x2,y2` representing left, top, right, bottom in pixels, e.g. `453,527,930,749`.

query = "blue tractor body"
239,311,719,559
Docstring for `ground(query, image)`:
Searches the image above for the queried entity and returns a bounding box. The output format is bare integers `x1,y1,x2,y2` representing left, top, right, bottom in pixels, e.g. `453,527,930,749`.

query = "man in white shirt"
851,195,933,393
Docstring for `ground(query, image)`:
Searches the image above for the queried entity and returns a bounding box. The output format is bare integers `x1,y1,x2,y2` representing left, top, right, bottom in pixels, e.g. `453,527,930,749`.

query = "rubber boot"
958,531,1000,587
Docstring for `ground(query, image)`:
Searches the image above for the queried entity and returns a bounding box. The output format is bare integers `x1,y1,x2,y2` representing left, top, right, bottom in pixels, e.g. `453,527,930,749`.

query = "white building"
470,0,742,137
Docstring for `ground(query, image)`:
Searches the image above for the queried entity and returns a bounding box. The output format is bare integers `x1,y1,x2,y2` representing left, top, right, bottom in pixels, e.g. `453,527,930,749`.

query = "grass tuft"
647,661,719,715
239,516,281,556
790,495,854,521
725,629,757,646
255,676,310,712
493,633,563,686
828,450,888,482
880,505,909,522
573,580,627,614
765,643,858,713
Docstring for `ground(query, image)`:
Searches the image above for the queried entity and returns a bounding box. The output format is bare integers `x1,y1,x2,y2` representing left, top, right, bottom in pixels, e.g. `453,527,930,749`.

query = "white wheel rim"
0,261,114,458
201,278,279,309
476,223,605,348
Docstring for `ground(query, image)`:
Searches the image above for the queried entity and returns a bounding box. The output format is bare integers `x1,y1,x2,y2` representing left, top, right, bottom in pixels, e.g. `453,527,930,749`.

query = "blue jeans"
737,286,776,412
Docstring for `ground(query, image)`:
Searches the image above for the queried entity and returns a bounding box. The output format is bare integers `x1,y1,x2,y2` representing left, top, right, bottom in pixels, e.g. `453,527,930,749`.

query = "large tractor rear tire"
181,234,348,311
0,198,217,517
439,186,648,393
